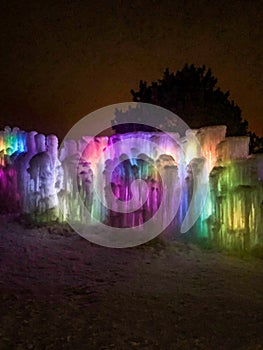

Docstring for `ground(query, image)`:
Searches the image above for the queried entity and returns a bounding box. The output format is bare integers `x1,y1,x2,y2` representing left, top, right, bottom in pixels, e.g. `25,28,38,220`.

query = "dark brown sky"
0,0,262,139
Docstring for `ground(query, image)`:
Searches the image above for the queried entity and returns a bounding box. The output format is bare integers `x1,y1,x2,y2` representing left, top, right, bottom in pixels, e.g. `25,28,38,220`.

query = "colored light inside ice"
0,125,262,251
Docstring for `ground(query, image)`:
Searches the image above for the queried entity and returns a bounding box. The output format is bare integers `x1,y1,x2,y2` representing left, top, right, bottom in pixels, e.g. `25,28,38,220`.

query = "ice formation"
0,125,262,251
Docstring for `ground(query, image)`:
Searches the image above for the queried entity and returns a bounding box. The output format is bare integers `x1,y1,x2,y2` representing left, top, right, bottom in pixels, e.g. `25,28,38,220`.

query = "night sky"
0,0,262,139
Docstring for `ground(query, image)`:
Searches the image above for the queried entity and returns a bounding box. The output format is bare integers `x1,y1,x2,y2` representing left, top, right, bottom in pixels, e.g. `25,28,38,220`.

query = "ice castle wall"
0,125,262,251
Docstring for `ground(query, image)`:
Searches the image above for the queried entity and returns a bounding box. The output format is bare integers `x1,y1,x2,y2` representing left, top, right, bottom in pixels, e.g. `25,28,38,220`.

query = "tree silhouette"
112,64,249,136
248,131,263,153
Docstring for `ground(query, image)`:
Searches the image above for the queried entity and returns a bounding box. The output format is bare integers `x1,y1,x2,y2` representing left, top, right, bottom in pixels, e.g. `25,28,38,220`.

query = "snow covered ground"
0,214,263,349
